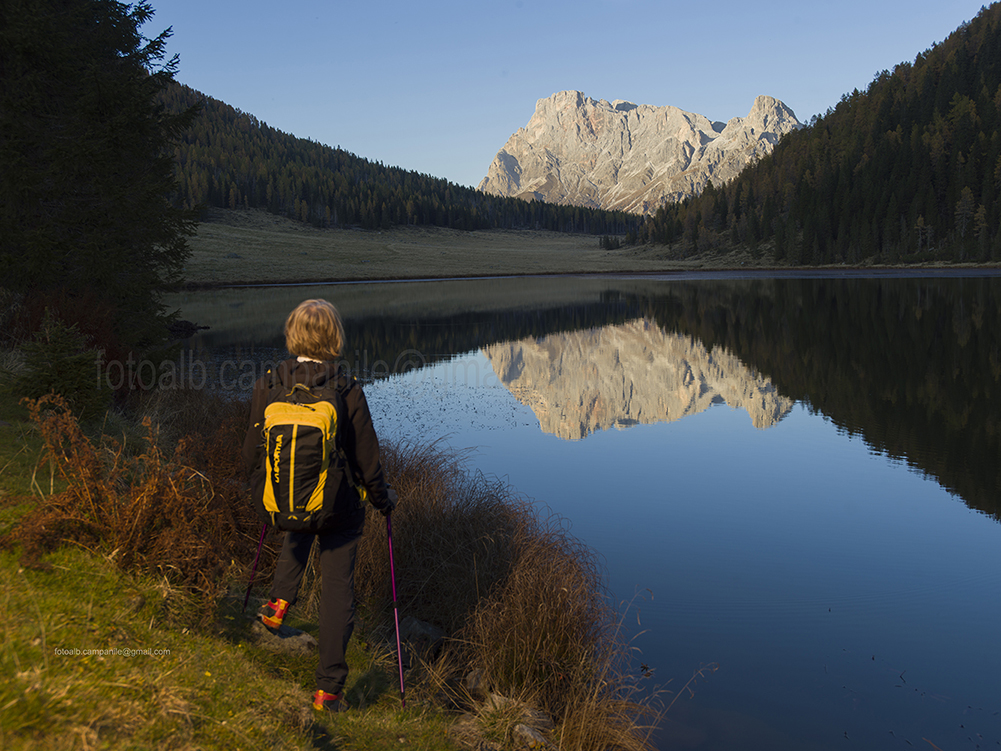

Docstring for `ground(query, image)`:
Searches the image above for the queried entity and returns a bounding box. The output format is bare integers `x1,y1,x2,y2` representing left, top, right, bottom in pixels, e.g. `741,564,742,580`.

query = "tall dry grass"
3,391,266,623
350,440,660,750
6,389,662,748
355,441,525,634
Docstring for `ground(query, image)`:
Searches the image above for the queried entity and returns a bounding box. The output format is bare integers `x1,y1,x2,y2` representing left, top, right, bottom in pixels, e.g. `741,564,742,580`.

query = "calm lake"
166,272,1001,751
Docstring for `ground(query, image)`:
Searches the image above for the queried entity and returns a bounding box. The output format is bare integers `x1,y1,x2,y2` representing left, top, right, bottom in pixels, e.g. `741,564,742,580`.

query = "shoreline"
179,265,1001,290
179,208,1001,289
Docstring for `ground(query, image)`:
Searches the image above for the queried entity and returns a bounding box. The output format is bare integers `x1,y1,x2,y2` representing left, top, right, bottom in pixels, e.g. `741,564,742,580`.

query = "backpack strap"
328,375,371,505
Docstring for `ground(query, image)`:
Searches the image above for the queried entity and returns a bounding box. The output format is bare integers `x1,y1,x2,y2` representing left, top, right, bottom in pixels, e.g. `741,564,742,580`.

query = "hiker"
242,298,397,712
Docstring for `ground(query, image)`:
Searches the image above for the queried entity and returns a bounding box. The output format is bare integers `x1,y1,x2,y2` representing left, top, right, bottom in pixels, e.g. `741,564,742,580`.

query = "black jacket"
242,358,392,529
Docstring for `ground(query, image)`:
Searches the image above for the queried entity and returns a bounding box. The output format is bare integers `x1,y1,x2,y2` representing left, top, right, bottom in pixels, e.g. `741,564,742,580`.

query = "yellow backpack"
253,379,366,531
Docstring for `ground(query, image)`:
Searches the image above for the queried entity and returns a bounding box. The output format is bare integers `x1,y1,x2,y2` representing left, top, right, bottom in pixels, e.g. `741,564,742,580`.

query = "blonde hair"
284,299,345,361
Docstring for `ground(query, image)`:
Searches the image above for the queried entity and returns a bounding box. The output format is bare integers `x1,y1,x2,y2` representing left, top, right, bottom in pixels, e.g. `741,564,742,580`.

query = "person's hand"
381,487,398,517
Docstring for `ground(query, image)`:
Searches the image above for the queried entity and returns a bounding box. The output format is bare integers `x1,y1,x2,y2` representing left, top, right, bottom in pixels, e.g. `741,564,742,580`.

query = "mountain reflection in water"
484,319,793,439
169,273,1001,521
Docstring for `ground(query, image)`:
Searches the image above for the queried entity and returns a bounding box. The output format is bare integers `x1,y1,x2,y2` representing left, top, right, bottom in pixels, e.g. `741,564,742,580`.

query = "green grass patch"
2,545,314,750
0,545,460,750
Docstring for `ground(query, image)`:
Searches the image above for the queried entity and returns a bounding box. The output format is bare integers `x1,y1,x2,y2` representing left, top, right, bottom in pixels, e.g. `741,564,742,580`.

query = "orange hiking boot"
312,689,346,712
259,598,289,632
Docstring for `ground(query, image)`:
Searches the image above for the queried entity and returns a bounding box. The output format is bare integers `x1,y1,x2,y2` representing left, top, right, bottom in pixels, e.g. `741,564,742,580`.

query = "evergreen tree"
0,0,197,350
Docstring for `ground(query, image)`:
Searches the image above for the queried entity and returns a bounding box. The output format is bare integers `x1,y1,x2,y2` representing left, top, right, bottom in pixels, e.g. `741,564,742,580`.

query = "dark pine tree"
0,0,197,350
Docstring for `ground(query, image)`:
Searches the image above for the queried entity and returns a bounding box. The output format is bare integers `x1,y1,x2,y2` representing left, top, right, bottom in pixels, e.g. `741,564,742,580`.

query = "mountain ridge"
478,90,802,214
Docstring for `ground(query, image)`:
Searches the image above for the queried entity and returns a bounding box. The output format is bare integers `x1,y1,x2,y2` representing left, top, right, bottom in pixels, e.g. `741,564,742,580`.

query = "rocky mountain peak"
478,91,802,214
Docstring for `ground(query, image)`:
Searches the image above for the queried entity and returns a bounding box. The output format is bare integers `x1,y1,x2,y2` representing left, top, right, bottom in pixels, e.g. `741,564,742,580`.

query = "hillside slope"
161,84,641,236
638,3,1001,264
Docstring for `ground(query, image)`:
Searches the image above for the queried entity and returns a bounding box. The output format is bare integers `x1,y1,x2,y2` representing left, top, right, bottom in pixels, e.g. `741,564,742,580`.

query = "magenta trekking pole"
387,513,406,708
243,524,268,613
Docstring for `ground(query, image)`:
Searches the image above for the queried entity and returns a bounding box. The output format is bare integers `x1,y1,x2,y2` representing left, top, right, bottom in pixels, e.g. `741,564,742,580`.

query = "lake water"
167,272,1001,750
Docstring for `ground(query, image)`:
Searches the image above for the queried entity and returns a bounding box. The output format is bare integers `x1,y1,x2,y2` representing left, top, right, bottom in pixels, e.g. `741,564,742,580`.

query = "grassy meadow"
183,208,1001,288
181,208,775,286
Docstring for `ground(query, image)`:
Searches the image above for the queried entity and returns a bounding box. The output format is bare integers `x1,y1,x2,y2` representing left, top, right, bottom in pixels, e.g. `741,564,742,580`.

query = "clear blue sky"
152,0,987,189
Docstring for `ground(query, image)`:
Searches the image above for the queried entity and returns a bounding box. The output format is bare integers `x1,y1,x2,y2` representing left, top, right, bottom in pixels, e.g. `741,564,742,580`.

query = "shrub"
0,288,25,347
12,308,109,420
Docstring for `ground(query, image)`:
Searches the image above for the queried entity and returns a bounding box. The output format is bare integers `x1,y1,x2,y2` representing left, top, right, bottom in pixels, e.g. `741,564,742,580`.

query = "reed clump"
354,440,525,635
350,440,660,750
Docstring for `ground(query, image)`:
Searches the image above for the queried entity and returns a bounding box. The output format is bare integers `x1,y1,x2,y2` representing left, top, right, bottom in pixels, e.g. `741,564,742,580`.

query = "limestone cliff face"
483,319,793,440
478,90,802,214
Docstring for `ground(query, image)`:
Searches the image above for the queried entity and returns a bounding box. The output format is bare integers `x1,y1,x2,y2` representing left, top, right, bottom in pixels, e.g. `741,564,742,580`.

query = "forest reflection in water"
168,272,1001,750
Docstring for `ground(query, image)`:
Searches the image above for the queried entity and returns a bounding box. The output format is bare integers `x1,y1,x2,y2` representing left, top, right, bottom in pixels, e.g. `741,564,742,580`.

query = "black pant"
269,527,361,694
